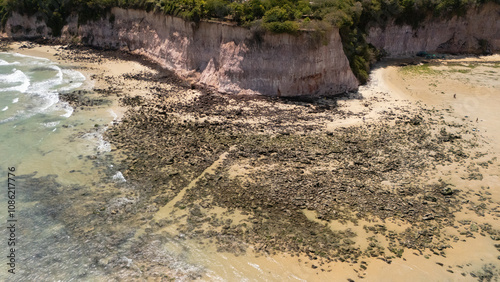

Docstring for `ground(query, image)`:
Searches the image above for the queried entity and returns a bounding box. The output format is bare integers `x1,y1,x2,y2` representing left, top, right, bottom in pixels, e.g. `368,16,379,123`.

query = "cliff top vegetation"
1,0,498,83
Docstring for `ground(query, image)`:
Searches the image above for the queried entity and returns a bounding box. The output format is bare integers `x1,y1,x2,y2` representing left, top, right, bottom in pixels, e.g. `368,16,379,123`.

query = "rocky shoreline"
101,49,499,278
104,73,484,254
7,41,500,280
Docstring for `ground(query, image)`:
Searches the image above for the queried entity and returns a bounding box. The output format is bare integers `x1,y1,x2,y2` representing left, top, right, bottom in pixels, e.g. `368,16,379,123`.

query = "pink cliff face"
6,8,359,96
7,3,498,96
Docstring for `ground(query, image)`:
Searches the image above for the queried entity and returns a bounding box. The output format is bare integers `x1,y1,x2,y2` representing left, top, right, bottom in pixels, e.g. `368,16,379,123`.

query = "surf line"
6,166,16,274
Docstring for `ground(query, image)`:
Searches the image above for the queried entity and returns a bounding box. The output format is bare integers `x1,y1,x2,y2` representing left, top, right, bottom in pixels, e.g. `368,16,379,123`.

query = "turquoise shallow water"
0,52,82,165
0,52,112,281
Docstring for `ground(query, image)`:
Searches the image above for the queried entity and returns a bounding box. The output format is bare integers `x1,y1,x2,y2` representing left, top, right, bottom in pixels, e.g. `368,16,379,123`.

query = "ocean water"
0,52,114,281
0,53,80,158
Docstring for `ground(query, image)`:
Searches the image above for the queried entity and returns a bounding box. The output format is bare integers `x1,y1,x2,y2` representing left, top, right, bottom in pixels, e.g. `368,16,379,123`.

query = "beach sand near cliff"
4,40,499,281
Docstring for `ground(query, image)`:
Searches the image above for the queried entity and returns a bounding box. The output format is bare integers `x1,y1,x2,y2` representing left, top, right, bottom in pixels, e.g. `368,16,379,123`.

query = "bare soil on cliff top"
5,40,500,281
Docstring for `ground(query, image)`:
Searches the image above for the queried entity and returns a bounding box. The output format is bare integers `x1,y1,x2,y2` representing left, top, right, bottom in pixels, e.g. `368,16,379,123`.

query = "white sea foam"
12,52,51,62
0,115,18,124
54,101,74,118
0,69,30,93
59,82,84,93
33,90,60,113
41,121,60,128
0,59,20,66
2,106,7,111
97,133,111,153
24,65,86,117
112,171,126,183
0,53,86,126
82,129,111,153
60,105,74,118
247,262,264,274
108,109,118,121
59,69,86,92
29,65,63,92
54,66,63,84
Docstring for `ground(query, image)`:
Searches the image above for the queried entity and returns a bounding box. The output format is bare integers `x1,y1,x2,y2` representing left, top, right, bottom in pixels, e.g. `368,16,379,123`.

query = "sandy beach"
4,40,499,281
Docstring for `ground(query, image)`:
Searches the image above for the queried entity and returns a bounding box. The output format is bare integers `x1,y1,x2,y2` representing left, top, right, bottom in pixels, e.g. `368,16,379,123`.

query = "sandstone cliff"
367,2,500,57
4,3,499,95
4,8,358,97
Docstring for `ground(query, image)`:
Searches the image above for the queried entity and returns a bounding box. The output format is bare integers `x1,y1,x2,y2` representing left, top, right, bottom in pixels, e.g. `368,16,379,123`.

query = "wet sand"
4,40,500,281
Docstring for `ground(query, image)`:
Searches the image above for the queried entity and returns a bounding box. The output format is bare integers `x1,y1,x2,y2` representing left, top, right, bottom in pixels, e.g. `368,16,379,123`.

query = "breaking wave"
0,52,86,124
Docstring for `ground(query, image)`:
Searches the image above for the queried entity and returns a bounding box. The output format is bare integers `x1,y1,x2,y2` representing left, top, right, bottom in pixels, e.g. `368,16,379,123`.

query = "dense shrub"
264,20,299,33
205,0,231,19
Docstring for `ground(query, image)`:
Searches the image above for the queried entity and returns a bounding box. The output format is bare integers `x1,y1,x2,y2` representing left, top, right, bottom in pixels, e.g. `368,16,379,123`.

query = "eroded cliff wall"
367,2,500,57
5,4,498,94
4,12,51,38
4,8,359,97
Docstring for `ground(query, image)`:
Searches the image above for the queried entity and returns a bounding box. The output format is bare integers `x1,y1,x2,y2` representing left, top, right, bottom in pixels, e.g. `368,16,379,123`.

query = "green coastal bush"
1,0,497,83
264,20,299,33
